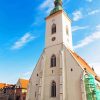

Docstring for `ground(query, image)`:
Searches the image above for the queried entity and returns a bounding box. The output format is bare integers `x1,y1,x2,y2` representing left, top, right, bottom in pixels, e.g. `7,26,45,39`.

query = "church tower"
40,0,74,100
45,0,73,49
26,0,100,100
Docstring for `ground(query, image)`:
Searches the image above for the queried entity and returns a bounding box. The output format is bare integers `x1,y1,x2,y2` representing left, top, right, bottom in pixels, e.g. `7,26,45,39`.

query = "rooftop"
19,79,29,89
68,49,100,82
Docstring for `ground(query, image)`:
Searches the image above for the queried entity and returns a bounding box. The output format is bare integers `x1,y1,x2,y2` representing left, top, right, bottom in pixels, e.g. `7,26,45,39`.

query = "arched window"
51,81,56,97
52,24,56,34
51,55,56,67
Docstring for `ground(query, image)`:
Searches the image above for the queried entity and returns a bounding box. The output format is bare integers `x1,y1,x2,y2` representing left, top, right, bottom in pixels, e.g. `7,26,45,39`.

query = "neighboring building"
0,83,6,93
0,79,29,100
26,0,100,100
0,83,15,100
3,84,16,100
0,83,6,88
0,83,6,98
16,79,29,100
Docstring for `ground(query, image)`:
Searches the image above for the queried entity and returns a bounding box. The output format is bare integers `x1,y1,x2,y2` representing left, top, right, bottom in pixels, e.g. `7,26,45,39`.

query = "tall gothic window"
52,24,56,34
51,55,56,67
51,81,56,97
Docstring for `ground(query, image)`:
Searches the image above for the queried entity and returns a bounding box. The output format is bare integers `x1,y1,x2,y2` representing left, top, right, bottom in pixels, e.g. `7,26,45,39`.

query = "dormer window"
52,24,56,34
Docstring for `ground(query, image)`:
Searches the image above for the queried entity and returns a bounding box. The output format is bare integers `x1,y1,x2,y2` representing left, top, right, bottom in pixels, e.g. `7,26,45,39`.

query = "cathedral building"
26,0,100,100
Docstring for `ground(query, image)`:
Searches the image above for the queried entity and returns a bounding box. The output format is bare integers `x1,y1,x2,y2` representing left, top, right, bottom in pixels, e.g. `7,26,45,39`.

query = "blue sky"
0,0,100,84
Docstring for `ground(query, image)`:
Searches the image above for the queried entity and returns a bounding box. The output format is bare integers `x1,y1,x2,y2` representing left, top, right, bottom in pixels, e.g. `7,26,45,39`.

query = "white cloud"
72,9,100,22
72,26,89,32
96,24,100,30
86,0,93,2
72,10,83,21
39,0,54,14
74,26,100,49
11,32,35,50
88,10,100,15
20,71,32,79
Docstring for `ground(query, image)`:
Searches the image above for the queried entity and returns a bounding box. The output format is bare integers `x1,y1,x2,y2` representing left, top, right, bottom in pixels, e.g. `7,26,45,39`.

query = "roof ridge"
72,51,95,72
66,47,100,82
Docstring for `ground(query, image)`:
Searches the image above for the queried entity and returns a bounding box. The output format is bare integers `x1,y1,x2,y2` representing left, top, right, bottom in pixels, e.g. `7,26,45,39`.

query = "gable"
68,48,100,82
16,79,29,89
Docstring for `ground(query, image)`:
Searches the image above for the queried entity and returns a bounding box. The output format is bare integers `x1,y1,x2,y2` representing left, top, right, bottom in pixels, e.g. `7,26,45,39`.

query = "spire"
54,0,62,7
50,0,63,15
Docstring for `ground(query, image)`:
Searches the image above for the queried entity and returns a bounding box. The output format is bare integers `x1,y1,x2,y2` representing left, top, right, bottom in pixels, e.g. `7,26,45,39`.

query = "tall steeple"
54,0,62,7
46,0,73,49
50,0,63,15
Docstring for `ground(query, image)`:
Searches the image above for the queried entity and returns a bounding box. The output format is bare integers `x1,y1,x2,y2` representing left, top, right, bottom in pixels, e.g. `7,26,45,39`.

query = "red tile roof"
19,79,29,89
0,83,6,89
0,83,14,89
68,49,100,82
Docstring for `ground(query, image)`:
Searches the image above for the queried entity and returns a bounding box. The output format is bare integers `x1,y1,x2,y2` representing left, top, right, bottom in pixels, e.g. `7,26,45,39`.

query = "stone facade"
26,0,100,100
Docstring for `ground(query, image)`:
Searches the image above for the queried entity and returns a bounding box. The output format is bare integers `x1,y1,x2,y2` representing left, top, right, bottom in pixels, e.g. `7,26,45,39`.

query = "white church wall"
26,2,86,99
64,47,83,100
26,53,44,100
45,11,73,50
62,12,72,49
42,44,62,100
45,11,63,48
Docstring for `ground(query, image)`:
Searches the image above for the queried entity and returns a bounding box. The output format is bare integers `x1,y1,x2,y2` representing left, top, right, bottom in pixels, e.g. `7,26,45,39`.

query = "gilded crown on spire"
50,0,63,15
54,0,62,7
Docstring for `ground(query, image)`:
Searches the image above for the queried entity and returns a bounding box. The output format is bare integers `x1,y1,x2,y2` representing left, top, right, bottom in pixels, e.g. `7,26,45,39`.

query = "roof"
68,49,100,82
0,83,6,89
50,6,63,15
50,0,62,15
0,83,14,89
19,79,29,89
